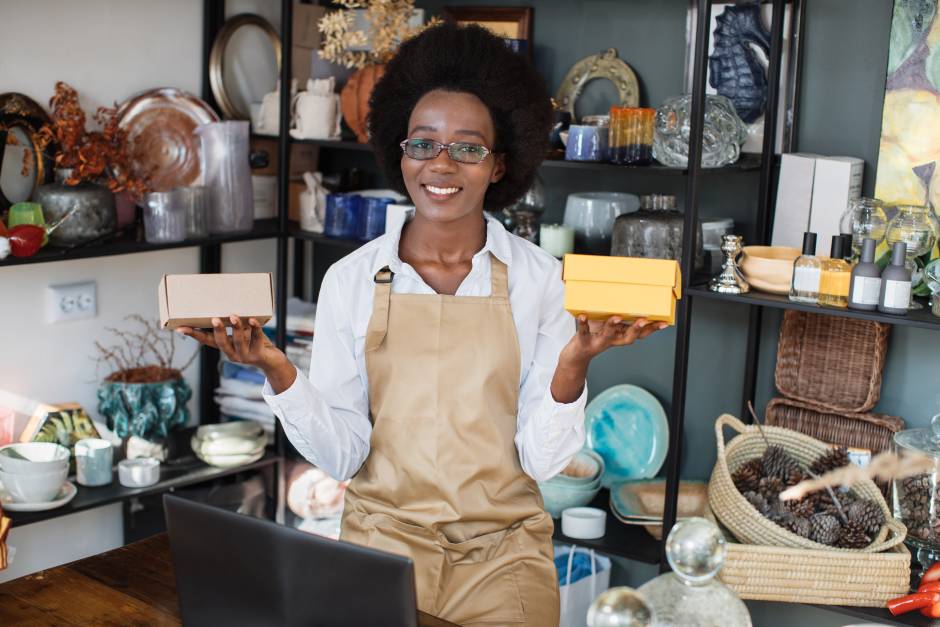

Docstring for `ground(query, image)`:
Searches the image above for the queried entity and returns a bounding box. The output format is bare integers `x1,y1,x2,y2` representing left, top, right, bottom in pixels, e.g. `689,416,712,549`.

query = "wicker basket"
766,397,904,456
718,541,911,606
708,414,906,552
775,311,890,413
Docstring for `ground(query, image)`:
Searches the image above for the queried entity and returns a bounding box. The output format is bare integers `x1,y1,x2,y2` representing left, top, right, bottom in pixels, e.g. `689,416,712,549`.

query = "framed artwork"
684,0,804,154
444,6,533,58
874,0,940,290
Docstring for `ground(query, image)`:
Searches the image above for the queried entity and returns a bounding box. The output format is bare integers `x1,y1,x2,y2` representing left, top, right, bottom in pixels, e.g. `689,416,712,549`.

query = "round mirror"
1,126,37,205
0,93,54,211
210,14,281,120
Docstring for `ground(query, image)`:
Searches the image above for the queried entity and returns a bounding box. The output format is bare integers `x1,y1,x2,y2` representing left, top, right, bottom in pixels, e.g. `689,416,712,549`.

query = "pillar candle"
540,224,575,258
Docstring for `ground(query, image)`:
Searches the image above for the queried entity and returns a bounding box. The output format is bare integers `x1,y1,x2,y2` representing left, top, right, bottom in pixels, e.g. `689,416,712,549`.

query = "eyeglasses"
399,138,492,164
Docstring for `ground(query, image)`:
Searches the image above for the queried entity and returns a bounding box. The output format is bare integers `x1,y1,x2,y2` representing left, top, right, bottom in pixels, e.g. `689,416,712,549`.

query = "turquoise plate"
584,384,669,487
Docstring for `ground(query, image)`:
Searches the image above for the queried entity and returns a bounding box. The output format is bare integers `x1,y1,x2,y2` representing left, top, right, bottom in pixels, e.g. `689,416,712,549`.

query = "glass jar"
610,194,705,271
196,121,253,234
652,94,748,168
609,107,655,166
839,197,887,259
637,517,751,627
894,415,940,574
885,204,937,309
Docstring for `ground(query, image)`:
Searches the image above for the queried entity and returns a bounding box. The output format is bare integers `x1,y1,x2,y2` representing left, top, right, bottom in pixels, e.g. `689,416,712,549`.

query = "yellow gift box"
562,254,683,325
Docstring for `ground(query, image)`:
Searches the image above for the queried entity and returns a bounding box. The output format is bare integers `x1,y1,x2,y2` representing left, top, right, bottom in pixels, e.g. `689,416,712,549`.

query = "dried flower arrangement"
95,314,197,383
318,0,440,69
35,82,149,198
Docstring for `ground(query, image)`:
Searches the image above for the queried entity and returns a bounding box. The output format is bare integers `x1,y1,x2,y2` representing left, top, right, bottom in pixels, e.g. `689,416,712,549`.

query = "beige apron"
341,256,559,626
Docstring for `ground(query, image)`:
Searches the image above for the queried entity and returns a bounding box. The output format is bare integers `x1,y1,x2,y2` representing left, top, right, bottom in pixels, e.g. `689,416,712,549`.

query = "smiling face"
400,89,505,225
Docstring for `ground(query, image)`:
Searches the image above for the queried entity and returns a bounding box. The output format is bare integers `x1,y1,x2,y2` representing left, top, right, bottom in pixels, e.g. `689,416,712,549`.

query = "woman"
179,23,665,626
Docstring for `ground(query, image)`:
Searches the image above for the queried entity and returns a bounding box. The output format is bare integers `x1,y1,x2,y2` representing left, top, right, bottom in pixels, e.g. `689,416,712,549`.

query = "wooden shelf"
6,449,281,527
551,489,661,564
689,285,940,331
0,219,282,268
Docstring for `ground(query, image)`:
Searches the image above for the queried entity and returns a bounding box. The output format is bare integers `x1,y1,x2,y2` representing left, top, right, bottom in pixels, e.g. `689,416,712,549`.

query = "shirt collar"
371,212,512,277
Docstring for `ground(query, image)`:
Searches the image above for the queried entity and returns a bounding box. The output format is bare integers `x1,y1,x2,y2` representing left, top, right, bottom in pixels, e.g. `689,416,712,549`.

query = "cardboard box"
771,153,819,249
562,254,682,325
808,156,864,249
293,45,317,85
293,4,327,48
250,136,319,177
158,273,274,329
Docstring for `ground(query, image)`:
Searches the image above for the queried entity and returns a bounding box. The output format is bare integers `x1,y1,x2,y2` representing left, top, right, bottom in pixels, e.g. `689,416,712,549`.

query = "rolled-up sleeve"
262,269,372,480
514,268,587,482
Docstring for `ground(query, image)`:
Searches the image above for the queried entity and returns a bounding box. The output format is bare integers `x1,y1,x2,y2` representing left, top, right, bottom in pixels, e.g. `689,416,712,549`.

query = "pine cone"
783,496,815,519
780,513,812,538
809,488,854,518
743,490,770,516
809,446,850,476
836,519,871,549
846,499,885,538
762,445,803,484
732,458,764,494
809,513,842,546
758,476,785,502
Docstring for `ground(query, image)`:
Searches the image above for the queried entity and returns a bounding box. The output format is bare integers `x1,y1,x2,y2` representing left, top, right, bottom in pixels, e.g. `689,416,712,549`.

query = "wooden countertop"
0,532,457,626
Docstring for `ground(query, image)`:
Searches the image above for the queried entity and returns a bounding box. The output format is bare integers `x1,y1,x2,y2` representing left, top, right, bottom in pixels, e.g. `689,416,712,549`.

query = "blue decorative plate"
584,384,669,487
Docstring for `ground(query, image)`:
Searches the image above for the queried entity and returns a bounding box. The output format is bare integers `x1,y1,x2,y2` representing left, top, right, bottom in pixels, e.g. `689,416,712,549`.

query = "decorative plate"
0,480,77,512
554,48,639,121
116,88,219,192
0,92,55,210
584,384,669,487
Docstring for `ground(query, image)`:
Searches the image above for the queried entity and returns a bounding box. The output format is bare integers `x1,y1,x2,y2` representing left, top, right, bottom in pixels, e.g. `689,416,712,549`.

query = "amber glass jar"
609,106,655,165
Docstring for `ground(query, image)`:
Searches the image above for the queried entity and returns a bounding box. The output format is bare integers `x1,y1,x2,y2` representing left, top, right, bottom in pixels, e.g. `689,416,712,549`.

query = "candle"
540,224,575,258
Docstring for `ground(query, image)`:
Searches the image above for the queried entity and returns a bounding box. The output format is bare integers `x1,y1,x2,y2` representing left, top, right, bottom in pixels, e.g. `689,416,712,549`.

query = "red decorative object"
340,64,386,143
8,224,44,257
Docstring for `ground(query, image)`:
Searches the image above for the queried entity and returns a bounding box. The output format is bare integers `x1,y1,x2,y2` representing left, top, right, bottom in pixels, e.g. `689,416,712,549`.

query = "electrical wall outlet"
47,281,97,323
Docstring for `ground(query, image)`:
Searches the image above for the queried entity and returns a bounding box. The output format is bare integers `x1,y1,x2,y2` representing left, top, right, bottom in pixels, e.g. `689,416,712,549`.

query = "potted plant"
318,0,438,142
95,315,196,460
33,82,148,246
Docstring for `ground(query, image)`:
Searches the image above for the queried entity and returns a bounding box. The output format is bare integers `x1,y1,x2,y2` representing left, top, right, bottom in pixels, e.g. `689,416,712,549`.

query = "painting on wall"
874,0,940,291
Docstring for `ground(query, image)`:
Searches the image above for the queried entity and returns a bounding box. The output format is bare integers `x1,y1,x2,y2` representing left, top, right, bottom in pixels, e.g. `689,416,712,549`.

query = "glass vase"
839,197,887,259
885,204,936,309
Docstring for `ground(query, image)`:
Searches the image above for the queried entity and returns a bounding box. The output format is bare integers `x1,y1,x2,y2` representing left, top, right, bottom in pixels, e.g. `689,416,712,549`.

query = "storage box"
562,254,682,325
771,153,819,249
808,156,864,248
158,273,274,329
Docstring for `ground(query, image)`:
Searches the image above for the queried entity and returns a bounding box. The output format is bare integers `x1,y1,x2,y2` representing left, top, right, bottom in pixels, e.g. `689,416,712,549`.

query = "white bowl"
0,442,70,474
0,466,68,502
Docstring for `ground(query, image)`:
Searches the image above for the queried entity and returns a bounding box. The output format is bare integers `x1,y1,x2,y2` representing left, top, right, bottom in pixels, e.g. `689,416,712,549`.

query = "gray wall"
422,1,932,625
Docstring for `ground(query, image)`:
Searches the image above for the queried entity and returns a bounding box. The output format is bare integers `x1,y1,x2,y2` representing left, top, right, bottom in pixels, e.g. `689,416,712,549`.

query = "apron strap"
490,257,510,301
365,266,393,352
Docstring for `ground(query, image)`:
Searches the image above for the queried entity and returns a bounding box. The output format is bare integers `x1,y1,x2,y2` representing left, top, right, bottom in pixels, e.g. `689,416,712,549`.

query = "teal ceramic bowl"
537,480,602,518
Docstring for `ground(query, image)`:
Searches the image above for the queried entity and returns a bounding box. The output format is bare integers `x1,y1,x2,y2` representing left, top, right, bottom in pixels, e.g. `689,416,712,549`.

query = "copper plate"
0,92,55,210
117,88,219,192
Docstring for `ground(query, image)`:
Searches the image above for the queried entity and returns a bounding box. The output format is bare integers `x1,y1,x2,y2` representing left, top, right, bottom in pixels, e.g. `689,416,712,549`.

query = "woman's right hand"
176,316,296,391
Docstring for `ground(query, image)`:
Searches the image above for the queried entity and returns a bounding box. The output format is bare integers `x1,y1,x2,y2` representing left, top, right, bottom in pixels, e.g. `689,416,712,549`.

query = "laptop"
163,494,419,627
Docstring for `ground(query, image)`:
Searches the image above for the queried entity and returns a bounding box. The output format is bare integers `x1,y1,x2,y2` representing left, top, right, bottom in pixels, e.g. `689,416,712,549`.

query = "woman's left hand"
564,315,667,363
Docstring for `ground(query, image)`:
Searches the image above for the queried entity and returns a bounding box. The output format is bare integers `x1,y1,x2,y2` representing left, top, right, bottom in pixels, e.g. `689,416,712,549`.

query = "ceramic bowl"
0,466,69,502
538,480,602,519
0,442,70,475
609,479,707,539
548,449,605,488
739,245,800,295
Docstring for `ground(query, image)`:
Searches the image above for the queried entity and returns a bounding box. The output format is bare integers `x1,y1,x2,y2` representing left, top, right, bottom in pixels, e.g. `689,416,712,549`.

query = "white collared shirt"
262,214,587,482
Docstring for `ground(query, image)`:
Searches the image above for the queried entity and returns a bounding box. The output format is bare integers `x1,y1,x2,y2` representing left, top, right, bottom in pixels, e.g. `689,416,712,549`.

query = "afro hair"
367,22,552,211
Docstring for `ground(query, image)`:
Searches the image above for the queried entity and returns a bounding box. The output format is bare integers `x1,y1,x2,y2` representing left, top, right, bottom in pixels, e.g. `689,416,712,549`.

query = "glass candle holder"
839,197,887,259
609,107,655,165
885,204,936,309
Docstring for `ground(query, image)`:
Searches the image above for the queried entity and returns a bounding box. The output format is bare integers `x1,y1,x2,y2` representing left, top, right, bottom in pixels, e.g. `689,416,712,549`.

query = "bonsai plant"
95,315,196,459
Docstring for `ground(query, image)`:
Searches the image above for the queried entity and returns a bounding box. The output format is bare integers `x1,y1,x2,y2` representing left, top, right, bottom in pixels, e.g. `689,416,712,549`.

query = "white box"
772,153,819,249
808,156,864,251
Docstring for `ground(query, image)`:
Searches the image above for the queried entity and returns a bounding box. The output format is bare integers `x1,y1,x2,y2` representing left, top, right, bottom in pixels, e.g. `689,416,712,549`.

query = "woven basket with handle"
708,414,906,552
